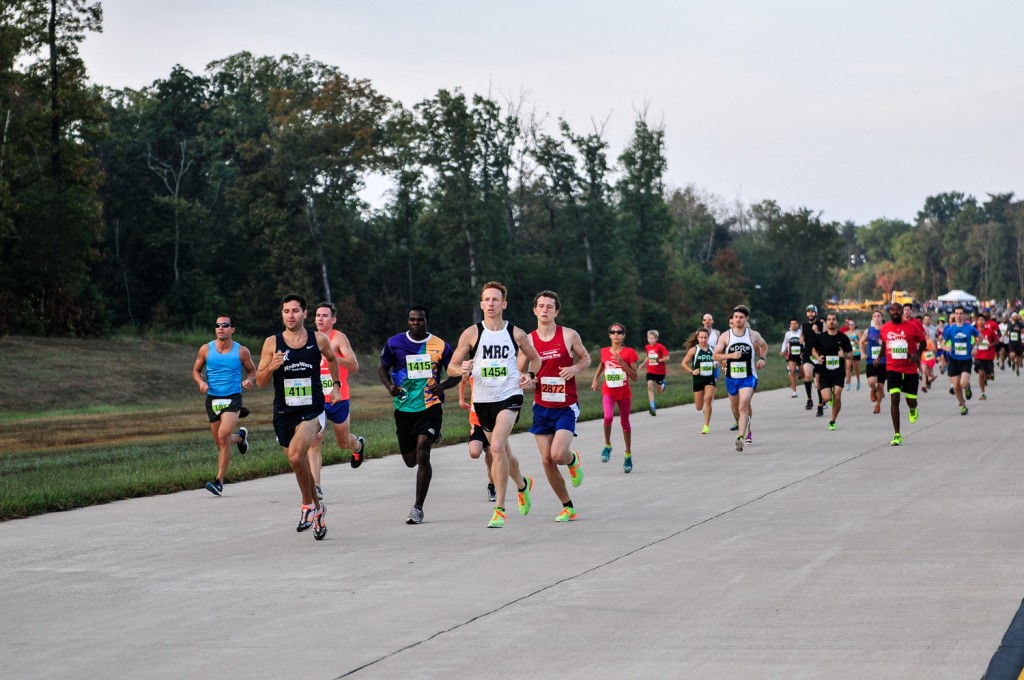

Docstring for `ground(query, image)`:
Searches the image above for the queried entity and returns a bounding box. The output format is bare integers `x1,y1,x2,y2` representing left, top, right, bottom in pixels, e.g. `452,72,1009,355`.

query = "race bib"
954,342,968,356
284,377,313,406
539,376,567,402
211,398,232,415
889,339,908,360
406,353,433,380
604,367,625,388
978,340,989,351
789,344,801,356
871,346,881,360
320,375,334,392
923,351,935,361
825,355,840,370
479,358,509,386
699,361,714,377
729,363,748,379
647,351,659,365
1011,331,1020,342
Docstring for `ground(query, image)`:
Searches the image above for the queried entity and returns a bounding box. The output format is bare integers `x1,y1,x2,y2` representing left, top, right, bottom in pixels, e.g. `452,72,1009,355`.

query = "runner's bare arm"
562,328,591,379
239,346,256,389
333,332,359,373
447,326,479,377
193,344,209,393
255,336,281,389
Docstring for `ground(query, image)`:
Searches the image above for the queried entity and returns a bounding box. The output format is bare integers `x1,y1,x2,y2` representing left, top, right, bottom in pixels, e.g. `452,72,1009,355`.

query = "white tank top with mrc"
470,321,522,403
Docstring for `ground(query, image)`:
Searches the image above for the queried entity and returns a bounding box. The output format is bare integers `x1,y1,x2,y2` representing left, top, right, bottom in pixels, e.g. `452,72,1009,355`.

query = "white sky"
80,0,1024,225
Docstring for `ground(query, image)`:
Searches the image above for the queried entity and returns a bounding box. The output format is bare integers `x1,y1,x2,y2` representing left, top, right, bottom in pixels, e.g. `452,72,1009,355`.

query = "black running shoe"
965,386,973,400
205,479,223,496
805,399,813,410
351,436,365,469
296,504,315,532
816,405,824,417
236,427,249,455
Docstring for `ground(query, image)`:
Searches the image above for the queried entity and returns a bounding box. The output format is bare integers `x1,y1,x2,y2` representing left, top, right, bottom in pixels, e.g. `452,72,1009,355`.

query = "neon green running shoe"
600,445,612,463
555,507,578,522
908,407,918,423
828,421,836,431
488,506,506,528
890,433,903,446
701,424,710,435
567,451,584,488
517,476,533,516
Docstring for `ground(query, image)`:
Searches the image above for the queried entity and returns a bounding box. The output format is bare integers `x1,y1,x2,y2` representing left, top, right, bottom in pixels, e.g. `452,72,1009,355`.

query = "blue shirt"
942,323,978,361
205,341,243,396
865,327,884,366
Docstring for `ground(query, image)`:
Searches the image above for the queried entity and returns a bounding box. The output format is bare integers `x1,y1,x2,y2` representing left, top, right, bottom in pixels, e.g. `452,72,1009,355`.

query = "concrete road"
3,373,1024,680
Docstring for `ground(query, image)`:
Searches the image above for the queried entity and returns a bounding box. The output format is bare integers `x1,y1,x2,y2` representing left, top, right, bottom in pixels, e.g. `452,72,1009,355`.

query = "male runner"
528,290,591,522
800,304,824,411
973,312,999,400
192,314,256,496
780,318,802,398
942,305,978,415
639,330,669,415
255,294,338,540
879,302,926,446
449,281,542,528
378,306,459,525
308,301,366,500
1008,312,1024,375
860,310,886,413
713,305,768,452
813,313,852,431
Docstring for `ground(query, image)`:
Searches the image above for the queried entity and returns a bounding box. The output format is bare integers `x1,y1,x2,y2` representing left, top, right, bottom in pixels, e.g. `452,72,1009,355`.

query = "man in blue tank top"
192,314,256,496
256,294,341,541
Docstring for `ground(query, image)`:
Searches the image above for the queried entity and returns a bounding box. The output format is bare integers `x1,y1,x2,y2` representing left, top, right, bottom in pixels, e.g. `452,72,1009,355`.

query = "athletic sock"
563,500,574,508
623,451,631,458
804,381,812,398
518,477,527,493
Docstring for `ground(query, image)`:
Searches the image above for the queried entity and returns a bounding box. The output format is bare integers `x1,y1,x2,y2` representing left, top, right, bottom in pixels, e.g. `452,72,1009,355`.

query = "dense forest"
2,2,1022,347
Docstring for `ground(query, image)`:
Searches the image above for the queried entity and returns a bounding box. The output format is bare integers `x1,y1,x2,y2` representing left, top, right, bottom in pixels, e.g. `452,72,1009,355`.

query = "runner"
919,313,937,392
682,328,716,433
780,318,802,398
860,310,886,414
379,306,460,525
973,311,999,400
308,301,366,501
590,322,640,472
448,281,542,528
713,305,768,452
458,376,496,502
255,294,338,540
800,304,824,411
192,314,256,496
1008,312,1023,376
997,314,1009,371
935,316,948,375
639,330,669,416
879,302,926,446
701,313,720,350
844,319,862,391
527,290,591,522
942,305,979,416
813,313,853,431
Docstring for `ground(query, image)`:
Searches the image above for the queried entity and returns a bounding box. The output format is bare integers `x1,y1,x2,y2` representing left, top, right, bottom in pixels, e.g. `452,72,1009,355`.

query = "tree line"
2,2,1022,347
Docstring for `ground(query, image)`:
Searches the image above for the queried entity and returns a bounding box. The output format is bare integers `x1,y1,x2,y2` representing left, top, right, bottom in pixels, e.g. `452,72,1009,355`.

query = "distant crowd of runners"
192,286,1023,539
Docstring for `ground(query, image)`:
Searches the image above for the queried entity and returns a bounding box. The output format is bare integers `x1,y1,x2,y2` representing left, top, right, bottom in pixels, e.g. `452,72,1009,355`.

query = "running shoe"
623,454,632,473
236,427,249,455
649,407,656,416
701,424,710,435
406,506,423,525
729,421,739,431
960,405,968,416
805,399,813,410
908,408,918,424
816,405,824,417
745,429,752,444
890,433,902,446
980,393,987,400
965,386,973,400
659,380,667,393
434,430,445,445
856,383,861,390
735,436,744,452
313,503,327,540
296,504,315,532
205,479,223,496
791,391,798,398
487,483,496,502
518,476,533,515
351,436,365,469
873,403,880,414
568,451,584,488
316,484,324,501
921,384,928,393
555,507,578,522
828,421,836,431
488,507,506,528
949,387,955,395
600,445,612,463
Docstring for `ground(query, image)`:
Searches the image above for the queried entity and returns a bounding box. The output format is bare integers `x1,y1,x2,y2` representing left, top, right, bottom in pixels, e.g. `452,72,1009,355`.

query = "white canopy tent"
937,289,978,303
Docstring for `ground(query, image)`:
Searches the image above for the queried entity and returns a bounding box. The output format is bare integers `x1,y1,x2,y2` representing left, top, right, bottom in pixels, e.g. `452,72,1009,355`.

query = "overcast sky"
80,0,1024,225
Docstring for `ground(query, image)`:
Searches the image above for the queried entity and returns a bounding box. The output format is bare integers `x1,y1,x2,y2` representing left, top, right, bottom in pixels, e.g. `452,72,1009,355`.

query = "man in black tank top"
256,294,342,541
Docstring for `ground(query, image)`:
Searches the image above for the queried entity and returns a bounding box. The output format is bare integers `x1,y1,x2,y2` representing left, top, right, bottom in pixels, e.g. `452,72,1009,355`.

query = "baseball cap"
806,305,817,313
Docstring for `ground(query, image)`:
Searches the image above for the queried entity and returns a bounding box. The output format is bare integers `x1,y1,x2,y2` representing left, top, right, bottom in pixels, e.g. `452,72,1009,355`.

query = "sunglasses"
215,323,232,328
609,329,625,335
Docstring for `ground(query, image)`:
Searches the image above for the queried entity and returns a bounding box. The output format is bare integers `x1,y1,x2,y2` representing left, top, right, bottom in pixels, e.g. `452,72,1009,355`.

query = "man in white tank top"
712,305,768,453
449,281,542,528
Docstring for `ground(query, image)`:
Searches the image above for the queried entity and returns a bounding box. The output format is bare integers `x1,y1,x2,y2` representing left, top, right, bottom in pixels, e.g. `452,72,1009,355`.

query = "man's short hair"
647,329,659,338
409,305,430,321
733,305,750,317
481,281,508,300
954,305,965,314
281,293,307,311
533,290,560,310
215,314,235,327
315,301,337,318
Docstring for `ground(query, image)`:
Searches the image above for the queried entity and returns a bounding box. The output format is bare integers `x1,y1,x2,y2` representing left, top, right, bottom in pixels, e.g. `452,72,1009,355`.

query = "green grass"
0,335,791,520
